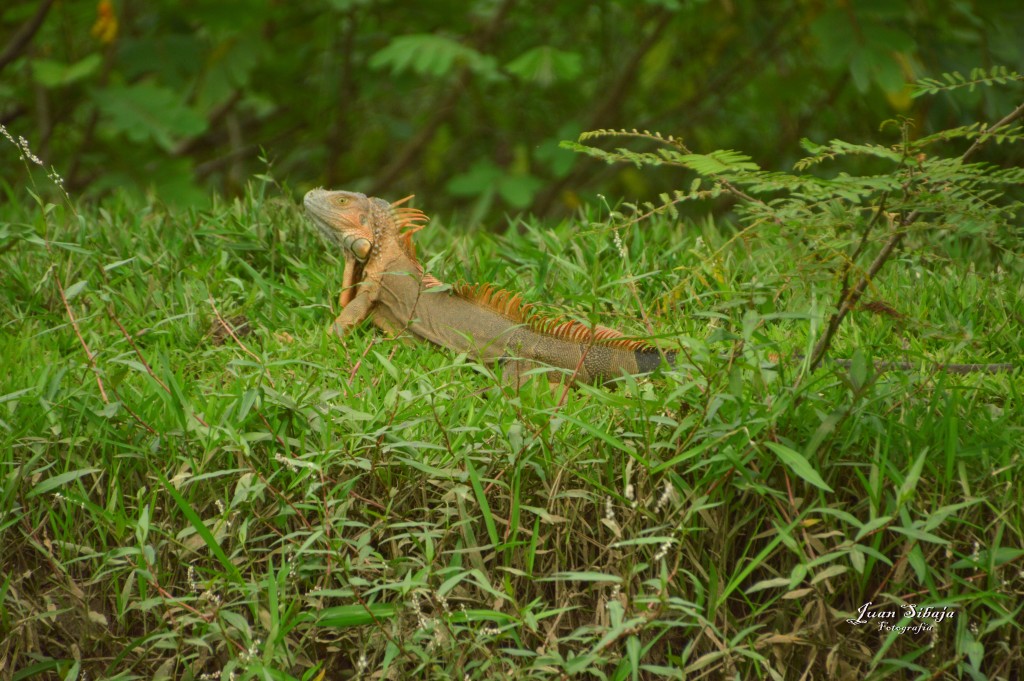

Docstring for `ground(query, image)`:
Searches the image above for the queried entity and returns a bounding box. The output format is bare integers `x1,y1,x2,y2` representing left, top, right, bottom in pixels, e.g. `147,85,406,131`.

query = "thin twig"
208,295,276,389
55,274,109,403
327,9,359,186
107,302,170,393
961,100,1024,162
171,90,243,157
809,222,908,370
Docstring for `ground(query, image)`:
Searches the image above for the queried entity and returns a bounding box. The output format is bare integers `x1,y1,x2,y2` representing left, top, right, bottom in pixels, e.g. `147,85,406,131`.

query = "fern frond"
912,66,1023,97
576,128,685,148
795,139,905,170
560,141,667,168
657,148,761,174
369,34,498,79
914,123,1024,149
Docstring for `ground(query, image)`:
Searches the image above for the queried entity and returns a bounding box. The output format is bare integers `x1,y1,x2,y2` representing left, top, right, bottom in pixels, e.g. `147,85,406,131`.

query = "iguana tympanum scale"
303,189,674,385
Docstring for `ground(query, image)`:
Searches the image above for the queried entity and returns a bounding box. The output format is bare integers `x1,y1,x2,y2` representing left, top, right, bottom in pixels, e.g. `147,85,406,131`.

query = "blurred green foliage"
1,0,1022,217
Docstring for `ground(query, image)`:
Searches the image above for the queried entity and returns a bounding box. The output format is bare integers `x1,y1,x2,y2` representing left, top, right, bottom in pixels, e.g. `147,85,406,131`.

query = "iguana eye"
335,196,350,206
352,238,371,261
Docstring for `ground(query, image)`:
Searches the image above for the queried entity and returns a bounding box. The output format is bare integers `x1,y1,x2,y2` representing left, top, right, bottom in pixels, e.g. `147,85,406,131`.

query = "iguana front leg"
332,278,380,337
338,260,358,307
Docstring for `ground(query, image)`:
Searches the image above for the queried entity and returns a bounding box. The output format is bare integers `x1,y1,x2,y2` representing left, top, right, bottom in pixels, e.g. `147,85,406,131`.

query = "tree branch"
0,0,56,73
961,100,1024,162
808,220,908,370
809,99,1024,370
327,8,358,186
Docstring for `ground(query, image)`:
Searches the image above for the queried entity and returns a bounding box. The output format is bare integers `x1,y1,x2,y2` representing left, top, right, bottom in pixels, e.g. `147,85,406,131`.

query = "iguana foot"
330,320,353,339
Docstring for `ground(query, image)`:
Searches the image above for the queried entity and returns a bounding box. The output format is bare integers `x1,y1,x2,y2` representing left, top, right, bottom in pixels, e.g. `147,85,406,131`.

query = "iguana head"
303,188,429,304
303,189,382,260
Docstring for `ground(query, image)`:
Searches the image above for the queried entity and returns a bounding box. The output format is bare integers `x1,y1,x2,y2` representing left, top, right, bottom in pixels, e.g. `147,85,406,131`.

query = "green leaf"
369,34,498,79
620,634,642,681
537,126,580,177
0,388,33,405
539,571,623,583
28,468,100,498
805,410,842,459
447,160,504,196
93,84,207,152
195,36,262,110
849,50,871,94
988,547,1024,566
889,525,949,545
670,149,760,174
497,174,543,208
327,0,374,8
465,454,499,548
897,448,928,506
854,515,892,541
308,603,397,628
63,280,88,301
159,475,244,584
849,348,868,390
103,257,136,272
506,46,582,86
765,442,834,492
32,54,103,88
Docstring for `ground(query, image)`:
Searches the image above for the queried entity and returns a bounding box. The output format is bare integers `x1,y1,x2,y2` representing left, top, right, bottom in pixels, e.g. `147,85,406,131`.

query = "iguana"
303,188,675,386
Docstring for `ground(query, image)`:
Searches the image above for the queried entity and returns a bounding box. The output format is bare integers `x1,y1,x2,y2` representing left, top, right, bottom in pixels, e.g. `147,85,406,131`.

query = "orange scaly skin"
303,189,675,385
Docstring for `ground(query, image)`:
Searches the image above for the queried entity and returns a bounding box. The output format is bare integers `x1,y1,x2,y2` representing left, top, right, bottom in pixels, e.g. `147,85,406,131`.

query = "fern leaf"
911,66,1023,97
369,34,498,79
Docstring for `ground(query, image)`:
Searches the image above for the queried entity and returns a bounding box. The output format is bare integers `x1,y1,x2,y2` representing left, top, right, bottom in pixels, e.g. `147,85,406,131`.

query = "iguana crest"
449,283,654,351
389,194,429,260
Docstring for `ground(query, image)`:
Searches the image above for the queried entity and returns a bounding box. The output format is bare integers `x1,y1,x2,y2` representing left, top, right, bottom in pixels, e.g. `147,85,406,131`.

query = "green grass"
1,174,1023,681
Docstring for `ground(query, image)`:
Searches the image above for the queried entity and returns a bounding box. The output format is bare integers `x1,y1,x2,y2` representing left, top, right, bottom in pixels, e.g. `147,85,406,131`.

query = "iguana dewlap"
303,189,674,385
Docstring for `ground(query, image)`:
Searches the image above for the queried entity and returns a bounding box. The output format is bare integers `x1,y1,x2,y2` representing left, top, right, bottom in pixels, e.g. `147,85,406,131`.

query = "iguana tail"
634,347,676,373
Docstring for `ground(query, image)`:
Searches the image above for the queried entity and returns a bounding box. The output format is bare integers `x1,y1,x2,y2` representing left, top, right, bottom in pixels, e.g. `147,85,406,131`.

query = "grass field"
1,171,1022,680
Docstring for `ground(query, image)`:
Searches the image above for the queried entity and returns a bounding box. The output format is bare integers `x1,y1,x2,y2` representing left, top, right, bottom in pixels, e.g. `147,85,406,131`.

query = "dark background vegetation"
2,0,1023,221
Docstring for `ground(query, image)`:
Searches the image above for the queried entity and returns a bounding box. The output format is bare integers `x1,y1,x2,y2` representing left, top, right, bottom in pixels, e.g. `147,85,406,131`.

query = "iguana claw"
331,320,352,338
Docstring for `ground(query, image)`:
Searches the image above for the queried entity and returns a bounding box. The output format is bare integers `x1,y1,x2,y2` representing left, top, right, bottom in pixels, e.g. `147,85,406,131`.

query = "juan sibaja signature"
847,602,956,633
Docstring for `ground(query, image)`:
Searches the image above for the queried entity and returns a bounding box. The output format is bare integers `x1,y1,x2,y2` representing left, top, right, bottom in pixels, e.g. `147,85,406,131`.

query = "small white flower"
654,481,672,513
613,229,627,259
274,452,298,472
